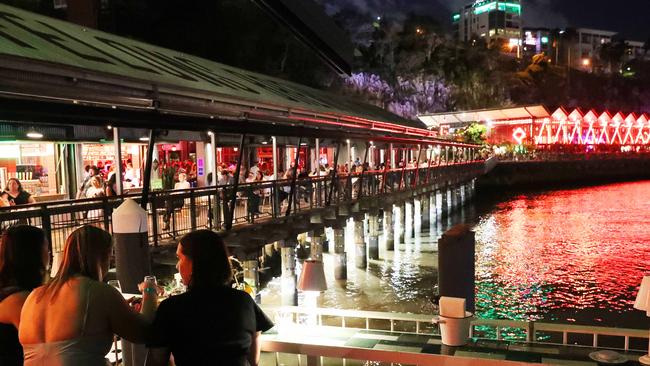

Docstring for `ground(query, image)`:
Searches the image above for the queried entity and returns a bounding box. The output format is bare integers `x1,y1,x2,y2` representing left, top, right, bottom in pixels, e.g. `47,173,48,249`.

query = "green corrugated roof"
0,4,423,130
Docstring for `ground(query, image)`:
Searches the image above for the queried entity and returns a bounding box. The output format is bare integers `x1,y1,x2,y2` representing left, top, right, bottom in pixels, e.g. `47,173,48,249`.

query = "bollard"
438,224,475,312
112,198,151,366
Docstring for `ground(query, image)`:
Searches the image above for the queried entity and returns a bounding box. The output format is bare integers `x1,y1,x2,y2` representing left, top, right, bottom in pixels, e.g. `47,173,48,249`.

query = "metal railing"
0,160,485,253
262,306,649,352
498,144,650,162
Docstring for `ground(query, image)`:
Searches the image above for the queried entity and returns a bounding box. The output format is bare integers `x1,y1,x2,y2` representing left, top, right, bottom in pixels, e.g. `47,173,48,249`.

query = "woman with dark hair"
2,178,36,206
145,230,273,366
19,225,158,365
0,226,48,365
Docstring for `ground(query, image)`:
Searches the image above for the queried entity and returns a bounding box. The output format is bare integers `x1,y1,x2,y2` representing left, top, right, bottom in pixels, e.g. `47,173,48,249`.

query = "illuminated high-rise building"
452,0,522,51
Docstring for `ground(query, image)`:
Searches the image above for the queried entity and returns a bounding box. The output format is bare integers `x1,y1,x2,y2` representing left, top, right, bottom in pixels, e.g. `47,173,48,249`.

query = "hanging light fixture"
26,127,43,139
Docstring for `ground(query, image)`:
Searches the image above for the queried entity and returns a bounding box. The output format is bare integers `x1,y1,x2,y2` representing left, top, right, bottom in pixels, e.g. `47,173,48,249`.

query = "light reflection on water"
474,181,650,327
261,181,650,328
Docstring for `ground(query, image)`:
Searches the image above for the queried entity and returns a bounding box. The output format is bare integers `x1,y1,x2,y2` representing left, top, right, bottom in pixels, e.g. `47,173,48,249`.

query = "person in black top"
0,226,48,366
2,179,36,206
145,230,273,366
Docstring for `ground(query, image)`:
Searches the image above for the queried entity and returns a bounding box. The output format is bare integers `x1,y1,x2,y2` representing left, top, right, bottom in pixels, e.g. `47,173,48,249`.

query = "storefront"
0,141,61,201
81,142,146,188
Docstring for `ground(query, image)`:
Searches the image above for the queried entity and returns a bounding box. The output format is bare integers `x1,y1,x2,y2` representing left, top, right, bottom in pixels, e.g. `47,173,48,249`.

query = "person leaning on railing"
19,226,158,366
145,230,273,366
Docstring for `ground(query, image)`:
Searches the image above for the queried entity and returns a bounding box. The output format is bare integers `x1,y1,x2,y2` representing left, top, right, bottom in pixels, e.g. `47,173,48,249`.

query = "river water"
260,180,650,330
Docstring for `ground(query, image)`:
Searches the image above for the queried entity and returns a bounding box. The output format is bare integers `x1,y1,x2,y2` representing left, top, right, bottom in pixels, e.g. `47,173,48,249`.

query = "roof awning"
418,105,551,128
0,4,444,144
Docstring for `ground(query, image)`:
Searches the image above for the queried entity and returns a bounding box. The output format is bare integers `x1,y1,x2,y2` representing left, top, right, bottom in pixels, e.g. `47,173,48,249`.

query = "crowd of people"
76,160,144,199
0,225,273,365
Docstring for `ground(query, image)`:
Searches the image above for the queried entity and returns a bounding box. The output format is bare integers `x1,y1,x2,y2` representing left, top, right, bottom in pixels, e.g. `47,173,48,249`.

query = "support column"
395,204,405,244
405,199,414,239
441,190,449,216
383,207,394,251
332,226,347,280
430,192,438,221
281,239,298,306
309,229,324,261
209,131,217,186
460,184,467,206
446,188,453,212
413,197,421,232
368,211,379,260
421,194,430,227
243,259,259,302
354,216,367,269
113,127,123,195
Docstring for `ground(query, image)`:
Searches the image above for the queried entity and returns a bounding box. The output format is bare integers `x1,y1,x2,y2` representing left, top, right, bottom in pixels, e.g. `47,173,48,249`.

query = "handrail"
262,306,649,351
0,160,486,252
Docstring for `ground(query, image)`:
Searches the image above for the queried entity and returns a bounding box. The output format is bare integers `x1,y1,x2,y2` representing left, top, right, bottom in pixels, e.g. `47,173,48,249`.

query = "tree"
599,39,627,74
457,123,487,145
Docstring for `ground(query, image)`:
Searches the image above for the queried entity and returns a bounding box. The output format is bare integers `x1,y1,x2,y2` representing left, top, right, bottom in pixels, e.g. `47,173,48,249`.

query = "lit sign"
541,36,549,44
512,127,527,144
197,158,204,176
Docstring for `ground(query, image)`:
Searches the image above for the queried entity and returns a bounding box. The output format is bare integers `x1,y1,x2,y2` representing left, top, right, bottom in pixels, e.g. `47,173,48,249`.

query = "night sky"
322,0,650,41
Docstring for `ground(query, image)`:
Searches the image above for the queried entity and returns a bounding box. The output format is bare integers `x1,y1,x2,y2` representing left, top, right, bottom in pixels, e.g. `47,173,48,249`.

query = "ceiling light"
26,128,43,139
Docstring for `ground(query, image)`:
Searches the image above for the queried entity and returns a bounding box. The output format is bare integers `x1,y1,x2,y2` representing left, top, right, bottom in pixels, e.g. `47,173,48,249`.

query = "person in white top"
175,173,191,190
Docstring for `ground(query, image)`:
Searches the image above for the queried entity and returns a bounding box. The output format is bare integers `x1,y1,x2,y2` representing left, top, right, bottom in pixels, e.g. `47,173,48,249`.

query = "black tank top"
0,286,24,366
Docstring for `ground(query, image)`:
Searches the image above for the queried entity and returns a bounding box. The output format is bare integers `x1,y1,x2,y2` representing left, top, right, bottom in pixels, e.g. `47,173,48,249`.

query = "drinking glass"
144,275,157,286
108,280,122,293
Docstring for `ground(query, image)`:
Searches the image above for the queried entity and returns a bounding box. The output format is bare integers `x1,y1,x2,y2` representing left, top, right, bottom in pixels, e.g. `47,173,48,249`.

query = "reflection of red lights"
475,181,650,325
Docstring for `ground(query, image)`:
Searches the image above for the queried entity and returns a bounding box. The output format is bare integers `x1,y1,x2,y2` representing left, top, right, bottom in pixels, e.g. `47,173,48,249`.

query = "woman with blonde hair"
19,226,157,366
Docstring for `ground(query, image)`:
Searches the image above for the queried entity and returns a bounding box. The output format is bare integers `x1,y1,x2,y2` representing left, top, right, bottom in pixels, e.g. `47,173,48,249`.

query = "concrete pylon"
310,229,324,261
243,259,259,302
395,204,405,244
354,217,367,269
405,199,414,240
413,197,421,233
368,212,380,260
281,239,298,306
383,207,394,251
421,194,430,228
331,226,347,280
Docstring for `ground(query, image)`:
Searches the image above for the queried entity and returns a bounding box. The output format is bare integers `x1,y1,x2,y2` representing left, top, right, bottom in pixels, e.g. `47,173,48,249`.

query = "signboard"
197,158,204,176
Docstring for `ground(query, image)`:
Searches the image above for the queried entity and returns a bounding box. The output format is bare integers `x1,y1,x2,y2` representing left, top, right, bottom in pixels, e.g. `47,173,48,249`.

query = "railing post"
526,321,535,342
150,192,159,247
40,205,53,257
215,187,222,230
102,197,111,232
189,190,197,230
